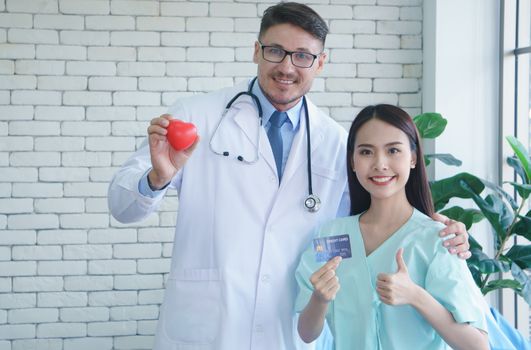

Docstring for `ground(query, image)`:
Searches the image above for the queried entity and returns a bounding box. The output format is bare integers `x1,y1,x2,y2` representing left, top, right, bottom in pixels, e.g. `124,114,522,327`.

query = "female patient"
295,105,488,349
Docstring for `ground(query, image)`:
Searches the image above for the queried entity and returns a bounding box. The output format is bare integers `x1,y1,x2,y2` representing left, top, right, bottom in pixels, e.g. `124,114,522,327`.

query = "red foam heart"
166,119,198,151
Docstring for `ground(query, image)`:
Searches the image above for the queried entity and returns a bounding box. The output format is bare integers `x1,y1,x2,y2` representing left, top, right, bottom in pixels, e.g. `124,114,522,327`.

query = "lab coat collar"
281,97,324,185
231,79,325,183
230,82,277,174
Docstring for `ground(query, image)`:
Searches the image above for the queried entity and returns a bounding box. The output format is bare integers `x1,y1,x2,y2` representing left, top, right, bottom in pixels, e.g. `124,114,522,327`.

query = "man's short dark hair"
259,2,328,46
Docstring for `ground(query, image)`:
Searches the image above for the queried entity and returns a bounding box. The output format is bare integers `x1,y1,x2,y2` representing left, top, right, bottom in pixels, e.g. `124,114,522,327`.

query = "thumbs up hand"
376,248,418,306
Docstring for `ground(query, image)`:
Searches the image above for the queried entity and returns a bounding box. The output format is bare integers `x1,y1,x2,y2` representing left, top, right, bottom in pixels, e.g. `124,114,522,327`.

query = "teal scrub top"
295,209,487,350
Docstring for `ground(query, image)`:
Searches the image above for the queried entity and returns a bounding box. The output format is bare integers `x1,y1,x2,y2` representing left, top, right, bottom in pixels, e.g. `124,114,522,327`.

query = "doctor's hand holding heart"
147,114,198,190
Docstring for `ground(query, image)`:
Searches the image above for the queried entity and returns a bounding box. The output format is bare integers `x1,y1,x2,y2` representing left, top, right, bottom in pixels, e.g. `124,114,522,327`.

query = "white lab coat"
108,80,349,350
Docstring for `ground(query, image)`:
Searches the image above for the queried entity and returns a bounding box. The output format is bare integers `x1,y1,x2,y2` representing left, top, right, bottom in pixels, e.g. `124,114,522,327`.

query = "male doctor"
108,2,470,350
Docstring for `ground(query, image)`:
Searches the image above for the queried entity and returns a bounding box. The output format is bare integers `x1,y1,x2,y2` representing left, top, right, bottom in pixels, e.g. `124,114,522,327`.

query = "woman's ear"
411,153,417,169
350,158,356,172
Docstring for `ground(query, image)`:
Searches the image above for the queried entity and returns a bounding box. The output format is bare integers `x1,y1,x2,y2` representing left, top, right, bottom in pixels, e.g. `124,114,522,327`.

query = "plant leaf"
520,287,531,307
512,210,531,240
505,182,531,200
466,248,483,269
507,156,528,184
424,156,431,167
506,136,530,183
414,113,447,139
430,173,484,212
467,265,483,287
482,279,522,295
459,181,512,245
484,194,514,232
482,178,518,210
425,153,462,167
506,245,531,269
439,206,484,230
511,263,531,304
468,233,484,251
467,248,510,273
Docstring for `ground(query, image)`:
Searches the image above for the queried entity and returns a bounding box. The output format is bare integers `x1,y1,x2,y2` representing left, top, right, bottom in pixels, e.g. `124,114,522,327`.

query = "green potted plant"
414,113,531,305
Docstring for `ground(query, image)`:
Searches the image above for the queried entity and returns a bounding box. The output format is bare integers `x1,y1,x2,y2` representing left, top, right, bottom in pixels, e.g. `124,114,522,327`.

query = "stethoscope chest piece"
304,194,321,212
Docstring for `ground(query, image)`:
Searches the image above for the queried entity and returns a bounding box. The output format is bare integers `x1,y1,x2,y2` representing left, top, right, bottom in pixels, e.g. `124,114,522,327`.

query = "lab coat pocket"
162,268,222,344
312,164,339,181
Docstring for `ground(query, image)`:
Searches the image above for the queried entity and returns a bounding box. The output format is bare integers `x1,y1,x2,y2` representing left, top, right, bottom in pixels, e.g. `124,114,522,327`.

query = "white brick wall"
0,0,422,347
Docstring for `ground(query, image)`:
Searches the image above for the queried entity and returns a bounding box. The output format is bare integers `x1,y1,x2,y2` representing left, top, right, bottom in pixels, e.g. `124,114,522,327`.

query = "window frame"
499,0,530,337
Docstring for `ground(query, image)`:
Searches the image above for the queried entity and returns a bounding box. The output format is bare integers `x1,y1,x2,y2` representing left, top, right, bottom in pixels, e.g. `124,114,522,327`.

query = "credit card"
313,234,352,263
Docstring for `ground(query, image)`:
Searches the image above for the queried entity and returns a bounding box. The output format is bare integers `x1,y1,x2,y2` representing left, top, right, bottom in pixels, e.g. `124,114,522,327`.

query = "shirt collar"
251,78,302,129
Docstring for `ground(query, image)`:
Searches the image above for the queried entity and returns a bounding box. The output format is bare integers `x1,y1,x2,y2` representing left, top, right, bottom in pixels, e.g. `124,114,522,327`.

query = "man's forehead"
259,25,324,51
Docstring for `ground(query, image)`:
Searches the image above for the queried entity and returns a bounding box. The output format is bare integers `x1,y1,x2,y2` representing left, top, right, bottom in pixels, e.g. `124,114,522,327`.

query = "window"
500,0,530,337
513,1,531,153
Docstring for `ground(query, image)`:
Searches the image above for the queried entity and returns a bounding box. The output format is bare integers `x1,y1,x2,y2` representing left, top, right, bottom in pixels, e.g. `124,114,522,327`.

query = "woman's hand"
310,256,342,303
376,248,419,306
299,256,342,343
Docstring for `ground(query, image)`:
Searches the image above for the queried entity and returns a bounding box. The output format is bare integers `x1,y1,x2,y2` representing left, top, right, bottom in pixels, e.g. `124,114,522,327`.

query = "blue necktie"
267,111,288,180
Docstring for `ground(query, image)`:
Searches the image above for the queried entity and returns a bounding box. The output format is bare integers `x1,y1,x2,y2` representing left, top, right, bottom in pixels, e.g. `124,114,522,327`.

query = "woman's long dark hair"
346,104,434,217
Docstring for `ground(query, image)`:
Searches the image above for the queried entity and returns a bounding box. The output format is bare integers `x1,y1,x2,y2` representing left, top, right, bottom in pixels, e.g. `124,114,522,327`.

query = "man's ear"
253,41,260,64
314,51,327,75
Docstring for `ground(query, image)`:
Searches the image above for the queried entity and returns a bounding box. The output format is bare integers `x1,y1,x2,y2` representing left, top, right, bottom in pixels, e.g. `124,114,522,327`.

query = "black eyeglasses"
259,42,320,68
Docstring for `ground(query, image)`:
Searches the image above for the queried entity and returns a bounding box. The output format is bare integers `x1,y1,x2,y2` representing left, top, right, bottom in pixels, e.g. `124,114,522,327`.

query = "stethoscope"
209,77,321,213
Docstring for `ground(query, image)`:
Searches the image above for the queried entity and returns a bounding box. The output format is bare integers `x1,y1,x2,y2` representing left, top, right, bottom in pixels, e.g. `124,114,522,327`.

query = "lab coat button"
270,176,276,183
255,325,264,332
261,274,270,282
